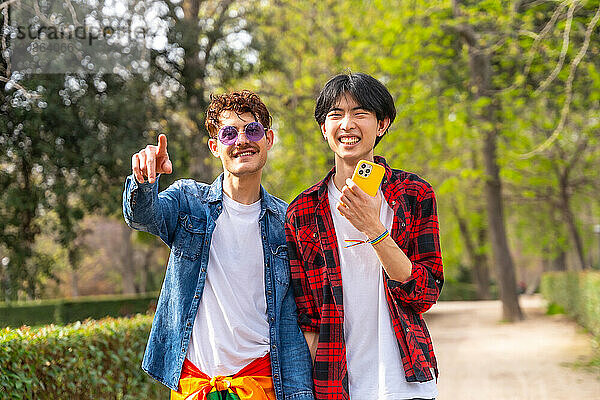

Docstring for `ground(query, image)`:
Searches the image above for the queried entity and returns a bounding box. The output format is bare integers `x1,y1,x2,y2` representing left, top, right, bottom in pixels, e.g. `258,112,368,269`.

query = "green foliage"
546,302,566,315
0,74,156,300
541,272,600,337
0,293,159,328
438,281,479,301
0,315,168,399
245,0,600,284
0,0,263,298
2,0,600,299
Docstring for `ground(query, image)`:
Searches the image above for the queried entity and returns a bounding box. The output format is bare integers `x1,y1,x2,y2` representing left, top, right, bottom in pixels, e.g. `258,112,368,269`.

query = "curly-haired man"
123,90,314,400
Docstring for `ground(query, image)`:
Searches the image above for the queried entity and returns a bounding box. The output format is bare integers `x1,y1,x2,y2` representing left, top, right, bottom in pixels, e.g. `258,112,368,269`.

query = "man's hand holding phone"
337,177,386,241
131,134,173,184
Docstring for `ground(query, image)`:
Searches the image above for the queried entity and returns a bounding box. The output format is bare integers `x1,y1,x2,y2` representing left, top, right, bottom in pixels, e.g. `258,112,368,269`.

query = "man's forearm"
303,331,318,362
371,235,413,282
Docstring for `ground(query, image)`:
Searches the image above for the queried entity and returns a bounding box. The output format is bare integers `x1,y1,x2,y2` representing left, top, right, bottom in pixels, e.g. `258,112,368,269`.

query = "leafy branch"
519,1,600,158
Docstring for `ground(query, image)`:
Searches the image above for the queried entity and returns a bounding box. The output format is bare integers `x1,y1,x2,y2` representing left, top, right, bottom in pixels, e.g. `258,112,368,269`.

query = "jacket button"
270,317,274,322
391,200,396,206
194,295,199,299
267,290,272,295
401,222,406,228
405,327,410,333
312,232,317,239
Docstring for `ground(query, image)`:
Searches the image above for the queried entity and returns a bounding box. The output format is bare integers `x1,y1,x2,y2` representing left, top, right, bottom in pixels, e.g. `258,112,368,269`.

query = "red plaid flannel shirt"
285,156,443,400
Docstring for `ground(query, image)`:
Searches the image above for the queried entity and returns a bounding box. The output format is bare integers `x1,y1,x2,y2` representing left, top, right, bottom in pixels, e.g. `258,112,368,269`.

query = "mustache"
229,144,259,156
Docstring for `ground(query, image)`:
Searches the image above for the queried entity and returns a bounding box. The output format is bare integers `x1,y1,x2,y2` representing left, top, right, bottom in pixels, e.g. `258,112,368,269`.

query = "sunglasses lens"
218,126,238,145
245,122,265,141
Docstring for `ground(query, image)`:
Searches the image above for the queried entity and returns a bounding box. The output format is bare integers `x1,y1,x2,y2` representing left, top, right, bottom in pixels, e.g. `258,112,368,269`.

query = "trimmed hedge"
0,315,169,399
0,292,159,328
540,271,600,337
438,281,499,301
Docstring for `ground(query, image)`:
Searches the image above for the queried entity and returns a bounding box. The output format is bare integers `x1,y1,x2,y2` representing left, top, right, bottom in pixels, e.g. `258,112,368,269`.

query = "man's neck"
222,171,262,205
332,153,375,192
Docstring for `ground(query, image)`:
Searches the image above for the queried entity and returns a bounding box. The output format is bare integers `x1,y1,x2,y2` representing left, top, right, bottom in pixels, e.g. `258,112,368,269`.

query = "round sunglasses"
217,121,265,146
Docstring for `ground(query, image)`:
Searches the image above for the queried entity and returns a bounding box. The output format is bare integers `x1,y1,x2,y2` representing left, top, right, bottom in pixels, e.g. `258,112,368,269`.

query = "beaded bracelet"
344,229,390,248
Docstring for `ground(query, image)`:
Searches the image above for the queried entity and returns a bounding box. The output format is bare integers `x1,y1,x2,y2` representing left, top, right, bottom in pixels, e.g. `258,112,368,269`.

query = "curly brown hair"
205,90,272,138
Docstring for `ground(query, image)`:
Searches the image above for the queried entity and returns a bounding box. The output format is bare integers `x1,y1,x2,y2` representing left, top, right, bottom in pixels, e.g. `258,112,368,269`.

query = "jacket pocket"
271,244,290,285
172,212,206,261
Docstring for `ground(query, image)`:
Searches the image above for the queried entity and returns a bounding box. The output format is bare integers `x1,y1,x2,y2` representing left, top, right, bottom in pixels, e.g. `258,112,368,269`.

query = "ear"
265,129,274,150
321,123,327,141
208,138,220,158
377,117,391,137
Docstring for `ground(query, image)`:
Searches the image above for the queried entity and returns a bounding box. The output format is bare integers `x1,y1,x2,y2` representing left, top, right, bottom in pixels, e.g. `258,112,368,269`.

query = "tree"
0,74,154,300
0,0,264,298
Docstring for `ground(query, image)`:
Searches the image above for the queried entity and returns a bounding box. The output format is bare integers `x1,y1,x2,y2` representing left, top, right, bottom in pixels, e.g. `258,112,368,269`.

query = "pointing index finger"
157,134,168,155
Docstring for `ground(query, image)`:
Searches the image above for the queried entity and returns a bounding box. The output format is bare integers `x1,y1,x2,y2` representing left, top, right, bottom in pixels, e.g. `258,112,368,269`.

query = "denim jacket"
122,173,314,400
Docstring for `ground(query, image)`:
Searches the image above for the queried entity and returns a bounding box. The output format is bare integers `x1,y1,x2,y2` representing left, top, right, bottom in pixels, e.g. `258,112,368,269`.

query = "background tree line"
1,0,599,321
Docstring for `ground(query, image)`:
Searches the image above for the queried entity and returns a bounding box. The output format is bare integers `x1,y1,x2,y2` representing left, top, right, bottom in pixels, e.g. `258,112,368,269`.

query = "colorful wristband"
344,229,389,248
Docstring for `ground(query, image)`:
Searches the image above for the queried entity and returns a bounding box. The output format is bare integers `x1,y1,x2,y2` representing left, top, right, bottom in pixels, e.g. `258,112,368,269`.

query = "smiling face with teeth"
321,95,389,167
208,110,273,179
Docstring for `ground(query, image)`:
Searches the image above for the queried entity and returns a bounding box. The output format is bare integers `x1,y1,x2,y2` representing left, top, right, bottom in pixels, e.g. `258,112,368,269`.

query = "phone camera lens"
358,170,364,176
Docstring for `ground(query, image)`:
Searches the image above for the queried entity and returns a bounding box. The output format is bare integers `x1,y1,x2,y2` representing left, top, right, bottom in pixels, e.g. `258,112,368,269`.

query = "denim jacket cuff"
132,173,161,191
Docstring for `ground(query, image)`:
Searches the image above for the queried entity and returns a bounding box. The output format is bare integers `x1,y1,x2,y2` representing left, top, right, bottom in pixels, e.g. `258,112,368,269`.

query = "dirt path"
424,295,600,400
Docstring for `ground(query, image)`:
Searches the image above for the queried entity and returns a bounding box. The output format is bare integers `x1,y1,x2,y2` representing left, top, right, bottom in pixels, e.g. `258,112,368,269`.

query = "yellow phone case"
351,160,385,197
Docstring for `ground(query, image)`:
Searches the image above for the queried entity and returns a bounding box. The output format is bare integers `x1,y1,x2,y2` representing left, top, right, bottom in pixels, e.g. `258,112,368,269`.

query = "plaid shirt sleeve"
285,207,321,332
387,182,443,314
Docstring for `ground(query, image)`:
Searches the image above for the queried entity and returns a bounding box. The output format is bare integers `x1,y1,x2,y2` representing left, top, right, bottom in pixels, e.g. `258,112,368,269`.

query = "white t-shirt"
327,179,438,400
185,193,270,376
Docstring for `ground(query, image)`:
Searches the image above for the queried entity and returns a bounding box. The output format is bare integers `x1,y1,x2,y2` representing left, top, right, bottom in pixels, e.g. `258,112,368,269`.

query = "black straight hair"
314,72,396,146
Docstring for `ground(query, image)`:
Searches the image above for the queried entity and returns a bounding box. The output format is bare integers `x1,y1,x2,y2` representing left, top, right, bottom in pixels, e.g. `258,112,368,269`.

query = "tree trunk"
454,205,491,299
182,0,211,181
552,250,567,271
558,180,586,270
68,247,80,297
454,16,523,320
473,225,491,299
139,248,154,293
482,126,523,320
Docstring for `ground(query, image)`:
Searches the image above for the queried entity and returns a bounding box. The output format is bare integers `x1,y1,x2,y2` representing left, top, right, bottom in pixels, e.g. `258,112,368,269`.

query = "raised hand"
131,134,173,183
337,178,385,240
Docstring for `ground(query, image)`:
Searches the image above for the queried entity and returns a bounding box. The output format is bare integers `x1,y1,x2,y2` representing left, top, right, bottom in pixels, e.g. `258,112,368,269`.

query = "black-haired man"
285,73,443,400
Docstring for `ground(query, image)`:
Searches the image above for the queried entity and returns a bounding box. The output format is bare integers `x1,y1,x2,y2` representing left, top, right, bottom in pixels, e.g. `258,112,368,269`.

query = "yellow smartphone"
351,160,385,197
